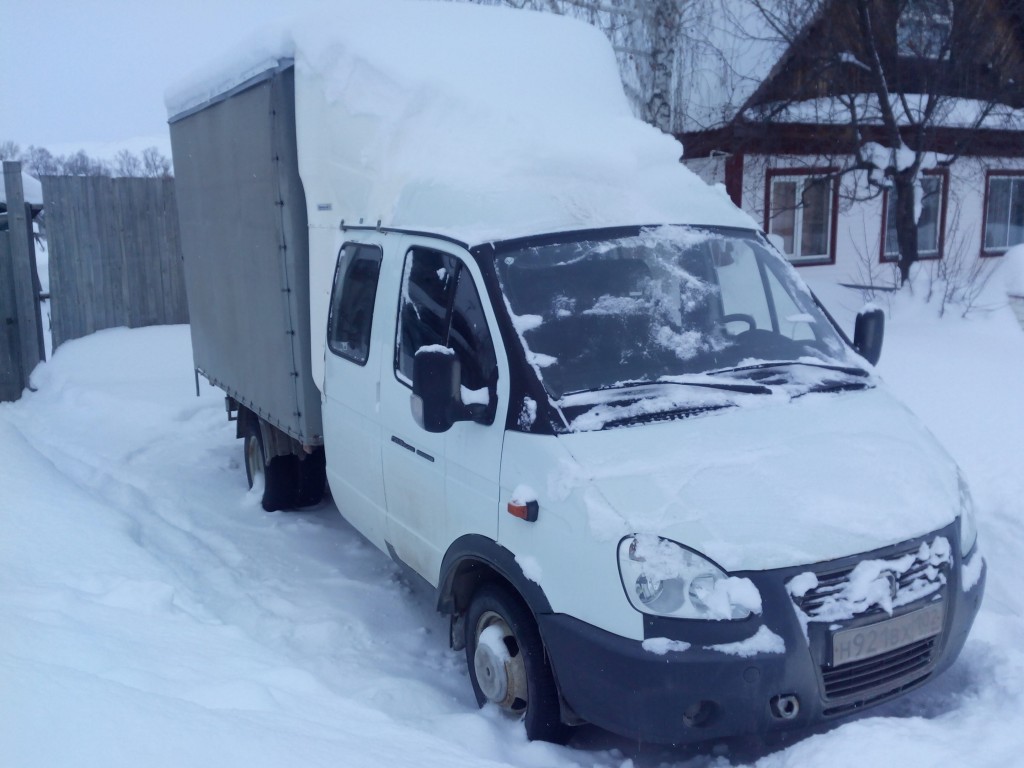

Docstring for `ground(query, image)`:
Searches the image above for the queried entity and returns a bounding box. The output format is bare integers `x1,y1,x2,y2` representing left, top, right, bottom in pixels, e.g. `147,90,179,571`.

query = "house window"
983,173,1024,254
881,172,946,262
897,0,952,59
766,170,838,265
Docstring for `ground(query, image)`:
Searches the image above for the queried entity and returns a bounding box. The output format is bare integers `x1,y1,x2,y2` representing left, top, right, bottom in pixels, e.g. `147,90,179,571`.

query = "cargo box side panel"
171,66,322,442
270,69,323,442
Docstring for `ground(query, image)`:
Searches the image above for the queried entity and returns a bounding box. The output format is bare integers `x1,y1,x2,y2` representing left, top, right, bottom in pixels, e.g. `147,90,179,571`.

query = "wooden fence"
42,175,188,350
1,162,45,402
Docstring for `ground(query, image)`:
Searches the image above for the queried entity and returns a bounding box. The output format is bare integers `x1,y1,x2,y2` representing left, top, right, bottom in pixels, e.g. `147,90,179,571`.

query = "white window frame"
983,172,1024,255
881,171,946,262
765,170,837,266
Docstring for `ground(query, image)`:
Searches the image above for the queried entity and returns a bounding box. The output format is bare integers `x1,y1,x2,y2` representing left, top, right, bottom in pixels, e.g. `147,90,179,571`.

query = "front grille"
822,636,937,703
788,536,953,716
791,538,950,621
799,558,939,615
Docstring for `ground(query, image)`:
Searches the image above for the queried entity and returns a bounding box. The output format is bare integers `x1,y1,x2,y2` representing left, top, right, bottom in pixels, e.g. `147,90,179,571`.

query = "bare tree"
22,146,60,177
114,149,143,177
469,0,720,134
0,140,22,161
140,146,172,178
737,0,1024,284
60,150,111,177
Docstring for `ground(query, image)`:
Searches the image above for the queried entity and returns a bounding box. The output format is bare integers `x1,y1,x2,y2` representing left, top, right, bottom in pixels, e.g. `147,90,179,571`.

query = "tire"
295,447,326,508
465,583,570,744
242,418,298,512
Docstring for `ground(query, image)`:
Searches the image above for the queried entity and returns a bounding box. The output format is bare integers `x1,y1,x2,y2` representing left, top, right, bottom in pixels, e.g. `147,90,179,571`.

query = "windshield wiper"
709,360,870,379
595,378,773,396
797,379,871,395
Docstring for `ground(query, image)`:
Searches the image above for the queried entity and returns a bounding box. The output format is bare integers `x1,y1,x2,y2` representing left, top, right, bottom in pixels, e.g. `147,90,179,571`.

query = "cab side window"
395,247,497,395
450,270,497,392
396,248,458,383
327,244,383,365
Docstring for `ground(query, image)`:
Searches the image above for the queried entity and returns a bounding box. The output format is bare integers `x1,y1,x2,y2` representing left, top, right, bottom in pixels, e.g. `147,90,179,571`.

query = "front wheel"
465,583,569,744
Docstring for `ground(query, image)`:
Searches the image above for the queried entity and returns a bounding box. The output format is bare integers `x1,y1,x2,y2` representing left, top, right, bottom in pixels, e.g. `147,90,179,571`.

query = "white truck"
168,1,984,746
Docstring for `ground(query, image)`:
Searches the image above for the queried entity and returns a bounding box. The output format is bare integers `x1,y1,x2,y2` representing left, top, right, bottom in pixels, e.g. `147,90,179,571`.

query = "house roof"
681,0,1024,140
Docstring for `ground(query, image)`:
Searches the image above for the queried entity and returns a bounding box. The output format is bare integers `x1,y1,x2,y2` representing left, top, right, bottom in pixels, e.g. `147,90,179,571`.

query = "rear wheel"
465,583,569,744
242,418,298,511
296,447,326,507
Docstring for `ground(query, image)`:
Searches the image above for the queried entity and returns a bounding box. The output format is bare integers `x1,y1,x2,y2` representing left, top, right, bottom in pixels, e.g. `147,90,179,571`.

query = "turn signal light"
507,500,539,522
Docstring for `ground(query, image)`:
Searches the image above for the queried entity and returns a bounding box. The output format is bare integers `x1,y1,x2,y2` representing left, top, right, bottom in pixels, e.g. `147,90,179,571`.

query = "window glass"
495,227,857,402
769,180,797,256
717,244,772,331
395,248,497,400
898,0,952,59
450,272,497,392
985,176,1024,252
769,174,833,264
396,248,457,383
884,175,943,260
765,268,815,341
800,179,831,258
327,244,382,365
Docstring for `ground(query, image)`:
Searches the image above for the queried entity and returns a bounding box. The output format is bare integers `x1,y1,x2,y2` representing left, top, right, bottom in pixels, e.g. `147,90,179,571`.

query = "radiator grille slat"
822,638,937,700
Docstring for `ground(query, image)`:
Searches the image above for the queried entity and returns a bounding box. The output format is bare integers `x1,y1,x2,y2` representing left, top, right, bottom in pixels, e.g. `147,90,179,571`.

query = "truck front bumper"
537,532,985,746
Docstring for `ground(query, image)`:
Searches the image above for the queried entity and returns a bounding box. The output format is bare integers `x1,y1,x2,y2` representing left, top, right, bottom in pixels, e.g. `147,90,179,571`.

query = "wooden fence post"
1,162,44,401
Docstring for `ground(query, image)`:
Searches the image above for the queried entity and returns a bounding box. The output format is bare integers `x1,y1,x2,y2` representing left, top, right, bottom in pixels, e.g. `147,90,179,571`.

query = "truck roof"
166,0,754,244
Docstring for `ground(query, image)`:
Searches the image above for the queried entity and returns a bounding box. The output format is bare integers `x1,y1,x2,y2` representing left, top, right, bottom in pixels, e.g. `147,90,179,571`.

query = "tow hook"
770,694,800,720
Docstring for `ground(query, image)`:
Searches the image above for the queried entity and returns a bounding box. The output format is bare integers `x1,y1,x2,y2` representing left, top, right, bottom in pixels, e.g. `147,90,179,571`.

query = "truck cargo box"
170,63,322,443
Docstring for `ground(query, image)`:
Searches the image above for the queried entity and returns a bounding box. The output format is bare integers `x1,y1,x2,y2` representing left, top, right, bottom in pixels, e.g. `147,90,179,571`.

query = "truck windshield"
494,226,865,406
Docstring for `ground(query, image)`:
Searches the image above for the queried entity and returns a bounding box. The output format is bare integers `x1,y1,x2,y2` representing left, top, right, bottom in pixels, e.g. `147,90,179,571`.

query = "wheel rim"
245,434,265,491
473,611,529,714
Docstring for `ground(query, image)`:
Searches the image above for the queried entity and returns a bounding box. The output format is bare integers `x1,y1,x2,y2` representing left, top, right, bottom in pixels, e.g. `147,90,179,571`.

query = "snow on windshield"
495,226,859,415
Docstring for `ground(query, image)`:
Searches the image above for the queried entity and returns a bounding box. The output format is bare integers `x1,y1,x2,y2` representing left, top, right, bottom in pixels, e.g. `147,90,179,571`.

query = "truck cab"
315,223,984,745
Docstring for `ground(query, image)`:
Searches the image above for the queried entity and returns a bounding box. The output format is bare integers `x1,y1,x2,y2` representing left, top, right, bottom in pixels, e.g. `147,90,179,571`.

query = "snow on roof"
0,171,43,206
745,95,1024,129
166,0,754,243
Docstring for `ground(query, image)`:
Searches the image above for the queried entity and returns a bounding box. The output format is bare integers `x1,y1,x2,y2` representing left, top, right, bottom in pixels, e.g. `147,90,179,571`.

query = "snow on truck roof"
165,0,753,243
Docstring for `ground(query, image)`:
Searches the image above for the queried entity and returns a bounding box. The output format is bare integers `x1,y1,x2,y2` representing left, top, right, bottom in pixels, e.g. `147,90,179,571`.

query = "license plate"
831,602,945,667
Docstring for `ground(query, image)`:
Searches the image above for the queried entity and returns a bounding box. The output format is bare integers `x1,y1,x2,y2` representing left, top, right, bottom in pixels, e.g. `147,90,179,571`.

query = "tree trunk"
892,171,919,285
645,0,679,134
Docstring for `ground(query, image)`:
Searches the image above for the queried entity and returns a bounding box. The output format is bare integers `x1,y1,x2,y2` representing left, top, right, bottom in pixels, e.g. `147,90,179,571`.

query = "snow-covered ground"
2,274,1024,767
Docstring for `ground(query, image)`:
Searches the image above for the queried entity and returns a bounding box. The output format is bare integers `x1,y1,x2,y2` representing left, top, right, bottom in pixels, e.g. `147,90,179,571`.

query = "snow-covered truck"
167,0,984,747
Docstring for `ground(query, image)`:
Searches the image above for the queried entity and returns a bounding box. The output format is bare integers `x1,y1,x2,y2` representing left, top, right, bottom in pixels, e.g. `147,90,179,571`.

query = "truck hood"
554,387,960,572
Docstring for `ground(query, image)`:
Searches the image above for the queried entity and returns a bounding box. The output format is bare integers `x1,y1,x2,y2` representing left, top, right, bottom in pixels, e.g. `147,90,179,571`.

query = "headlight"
617,535,761,620
958,474,978,556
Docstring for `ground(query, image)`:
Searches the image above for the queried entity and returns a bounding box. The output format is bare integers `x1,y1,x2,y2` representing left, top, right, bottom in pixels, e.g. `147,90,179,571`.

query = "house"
679,0,1024,286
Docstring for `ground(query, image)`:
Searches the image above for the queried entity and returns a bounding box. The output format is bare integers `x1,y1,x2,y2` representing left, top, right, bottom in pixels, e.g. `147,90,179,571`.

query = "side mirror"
411,346,461,433
853,307,885,366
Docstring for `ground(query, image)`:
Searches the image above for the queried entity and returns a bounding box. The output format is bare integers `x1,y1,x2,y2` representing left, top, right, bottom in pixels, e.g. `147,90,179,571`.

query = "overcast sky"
0,0,324,157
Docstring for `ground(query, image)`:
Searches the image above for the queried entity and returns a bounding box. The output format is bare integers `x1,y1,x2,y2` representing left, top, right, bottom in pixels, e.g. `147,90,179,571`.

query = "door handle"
390,435,435,463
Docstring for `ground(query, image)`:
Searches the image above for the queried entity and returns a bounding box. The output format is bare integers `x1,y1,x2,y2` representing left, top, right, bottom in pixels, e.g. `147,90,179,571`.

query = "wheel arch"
437,535,552,648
